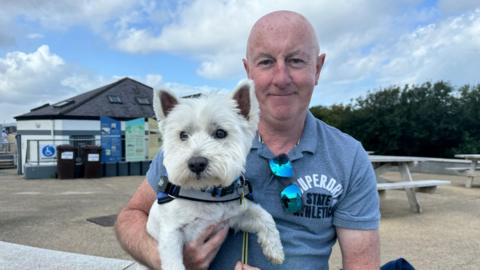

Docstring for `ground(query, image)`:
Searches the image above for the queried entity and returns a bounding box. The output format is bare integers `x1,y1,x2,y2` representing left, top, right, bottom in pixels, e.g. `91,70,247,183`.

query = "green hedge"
310,81,480,158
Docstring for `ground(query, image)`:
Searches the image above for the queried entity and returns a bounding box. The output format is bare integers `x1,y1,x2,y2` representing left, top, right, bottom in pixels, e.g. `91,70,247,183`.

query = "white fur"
140,80,284,270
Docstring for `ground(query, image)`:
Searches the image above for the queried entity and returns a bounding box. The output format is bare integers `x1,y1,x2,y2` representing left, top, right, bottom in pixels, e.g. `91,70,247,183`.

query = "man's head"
243,10,325,124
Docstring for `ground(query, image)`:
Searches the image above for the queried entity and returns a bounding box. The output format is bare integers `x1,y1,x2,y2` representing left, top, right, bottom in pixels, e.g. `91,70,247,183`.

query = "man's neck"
259,112,307,156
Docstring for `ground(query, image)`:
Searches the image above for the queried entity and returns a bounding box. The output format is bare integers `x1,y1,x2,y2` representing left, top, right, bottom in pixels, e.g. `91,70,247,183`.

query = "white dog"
141,80,284,270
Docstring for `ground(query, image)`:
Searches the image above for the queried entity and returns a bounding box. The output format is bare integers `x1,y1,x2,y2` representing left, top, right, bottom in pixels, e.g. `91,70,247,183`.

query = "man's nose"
272,62,292,88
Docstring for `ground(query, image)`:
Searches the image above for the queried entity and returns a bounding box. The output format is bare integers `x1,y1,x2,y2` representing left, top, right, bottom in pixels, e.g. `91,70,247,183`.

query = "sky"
1,0,479,124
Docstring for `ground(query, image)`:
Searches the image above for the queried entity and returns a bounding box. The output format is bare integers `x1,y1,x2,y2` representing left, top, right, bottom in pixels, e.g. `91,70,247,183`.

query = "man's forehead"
250,49,312,60
247,13,319,58
247,29,316,58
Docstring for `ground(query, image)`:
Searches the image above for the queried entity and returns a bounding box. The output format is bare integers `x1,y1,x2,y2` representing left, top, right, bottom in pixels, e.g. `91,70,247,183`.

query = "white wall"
16,119,101,174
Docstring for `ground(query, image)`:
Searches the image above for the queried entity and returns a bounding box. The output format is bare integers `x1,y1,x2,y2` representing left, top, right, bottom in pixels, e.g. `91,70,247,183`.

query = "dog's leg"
230,202,285,264
157,228,186,270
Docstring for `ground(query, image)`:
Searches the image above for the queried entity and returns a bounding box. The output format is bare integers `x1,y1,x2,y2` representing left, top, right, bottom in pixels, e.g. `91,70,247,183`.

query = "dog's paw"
262,242,285,264
258,229,285,264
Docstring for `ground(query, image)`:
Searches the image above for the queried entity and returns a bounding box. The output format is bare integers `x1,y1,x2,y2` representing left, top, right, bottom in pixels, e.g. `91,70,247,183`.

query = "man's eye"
257,59,274,67
213,129,228,139
289,58,306,67
179,131,189,141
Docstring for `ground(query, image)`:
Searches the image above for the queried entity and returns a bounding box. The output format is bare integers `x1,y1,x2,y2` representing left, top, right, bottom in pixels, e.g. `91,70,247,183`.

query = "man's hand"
234,261,261,270
183,222,230,270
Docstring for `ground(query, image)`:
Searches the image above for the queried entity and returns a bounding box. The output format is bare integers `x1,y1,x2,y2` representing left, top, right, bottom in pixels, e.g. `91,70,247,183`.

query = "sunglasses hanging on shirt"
268,154,303,214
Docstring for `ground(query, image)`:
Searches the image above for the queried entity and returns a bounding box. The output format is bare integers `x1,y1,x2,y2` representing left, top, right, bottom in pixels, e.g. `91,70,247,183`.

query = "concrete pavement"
0,168,141,269
0,241,134,270
1,168,479,269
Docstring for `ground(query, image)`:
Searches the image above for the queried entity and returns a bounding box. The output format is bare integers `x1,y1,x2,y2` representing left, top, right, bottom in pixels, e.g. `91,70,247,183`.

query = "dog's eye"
214,129,227,139
179,131,189,141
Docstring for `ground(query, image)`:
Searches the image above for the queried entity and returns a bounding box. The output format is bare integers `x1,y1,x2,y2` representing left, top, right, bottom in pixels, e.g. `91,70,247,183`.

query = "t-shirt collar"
251,111,318,161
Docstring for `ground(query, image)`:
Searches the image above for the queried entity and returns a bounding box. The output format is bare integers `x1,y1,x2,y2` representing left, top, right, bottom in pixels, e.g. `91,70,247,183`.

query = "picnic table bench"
446,154,480,188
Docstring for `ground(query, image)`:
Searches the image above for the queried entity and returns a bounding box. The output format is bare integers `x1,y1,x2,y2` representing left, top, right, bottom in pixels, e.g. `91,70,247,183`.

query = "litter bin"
56,144,77,179
82,145,102,178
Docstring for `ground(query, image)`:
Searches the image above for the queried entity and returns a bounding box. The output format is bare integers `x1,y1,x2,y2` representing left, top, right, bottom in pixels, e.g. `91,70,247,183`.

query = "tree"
310,81,477,157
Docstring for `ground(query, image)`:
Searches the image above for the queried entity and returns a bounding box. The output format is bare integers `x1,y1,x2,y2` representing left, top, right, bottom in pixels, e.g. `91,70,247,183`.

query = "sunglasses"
268,154,303,214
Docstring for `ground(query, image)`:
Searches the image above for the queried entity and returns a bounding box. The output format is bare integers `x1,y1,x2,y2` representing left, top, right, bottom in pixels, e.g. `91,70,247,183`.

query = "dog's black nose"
188,157,209,174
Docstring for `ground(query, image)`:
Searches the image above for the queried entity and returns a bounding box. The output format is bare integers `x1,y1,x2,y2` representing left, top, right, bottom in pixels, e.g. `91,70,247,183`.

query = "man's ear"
315,53,326,85
153,89,178,121
242,58,250,78
231,79,258,123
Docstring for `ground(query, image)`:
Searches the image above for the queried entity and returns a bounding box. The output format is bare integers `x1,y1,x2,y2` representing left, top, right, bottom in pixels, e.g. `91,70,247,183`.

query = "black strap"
157,175,253,204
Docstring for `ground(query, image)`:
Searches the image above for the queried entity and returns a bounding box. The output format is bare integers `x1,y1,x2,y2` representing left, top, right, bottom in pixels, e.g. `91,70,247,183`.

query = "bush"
310,81,480,158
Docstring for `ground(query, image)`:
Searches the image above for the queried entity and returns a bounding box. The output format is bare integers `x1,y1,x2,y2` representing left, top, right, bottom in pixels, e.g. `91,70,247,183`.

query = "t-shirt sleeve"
333,144,380,230
146,151,167,190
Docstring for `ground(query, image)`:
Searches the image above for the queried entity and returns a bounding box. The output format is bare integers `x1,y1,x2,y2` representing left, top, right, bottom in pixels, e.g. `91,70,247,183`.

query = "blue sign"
41,144,56,158
100,116,122,163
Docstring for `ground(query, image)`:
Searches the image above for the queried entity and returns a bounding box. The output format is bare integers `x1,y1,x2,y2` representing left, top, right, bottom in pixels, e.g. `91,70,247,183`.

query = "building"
15,77,159,178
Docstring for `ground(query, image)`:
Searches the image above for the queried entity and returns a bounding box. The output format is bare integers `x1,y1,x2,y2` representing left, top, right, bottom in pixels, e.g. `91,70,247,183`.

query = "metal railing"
0,142,16,154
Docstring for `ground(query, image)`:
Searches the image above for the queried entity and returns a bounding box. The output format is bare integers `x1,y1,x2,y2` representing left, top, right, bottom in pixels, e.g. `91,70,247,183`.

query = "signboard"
100,116,122,163
125,118,145,162
61,151,74,160
88,153,100,162
147,118,161,159
40,144,56,159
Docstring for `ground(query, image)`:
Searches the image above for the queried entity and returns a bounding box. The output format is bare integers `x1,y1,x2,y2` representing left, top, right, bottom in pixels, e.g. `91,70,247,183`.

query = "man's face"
244,19,324,123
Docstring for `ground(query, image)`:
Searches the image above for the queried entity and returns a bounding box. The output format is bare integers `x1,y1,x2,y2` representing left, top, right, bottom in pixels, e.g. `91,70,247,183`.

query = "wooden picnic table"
369,155,450,213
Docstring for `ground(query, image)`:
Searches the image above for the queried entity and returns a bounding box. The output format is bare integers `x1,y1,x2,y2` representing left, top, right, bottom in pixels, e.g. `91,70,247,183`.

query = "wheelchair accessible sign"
40,144,56,159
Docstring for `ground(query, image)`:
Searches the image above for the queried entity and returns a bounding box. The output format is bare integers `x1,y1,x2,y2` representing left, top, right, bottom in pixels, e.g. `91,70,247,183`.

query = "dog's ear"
232,79,258,121
153,89,178,121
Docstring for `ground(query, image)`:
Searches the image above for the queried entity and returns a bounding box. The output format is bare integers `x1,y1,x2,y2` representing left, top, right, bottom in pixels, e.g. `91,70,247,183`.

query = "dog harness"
156,175,253,204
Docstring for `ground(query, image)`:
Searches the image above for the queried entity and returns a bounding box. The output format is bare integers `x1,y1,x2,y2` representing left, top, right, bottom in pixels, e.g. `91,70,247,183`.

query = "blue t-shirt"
147,112,380,270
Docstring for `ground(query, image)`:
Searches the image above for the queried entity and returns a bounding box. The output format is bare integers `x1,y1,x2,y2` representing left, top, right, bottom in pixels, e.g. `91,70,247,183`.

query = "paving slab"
0,241,134,270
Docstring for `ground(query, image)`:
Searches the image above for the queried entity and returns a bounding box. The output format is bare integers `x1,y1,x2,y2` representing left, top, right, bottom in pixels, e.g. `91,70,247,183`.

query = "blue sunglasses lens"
269,154,294,178
280,183,303,213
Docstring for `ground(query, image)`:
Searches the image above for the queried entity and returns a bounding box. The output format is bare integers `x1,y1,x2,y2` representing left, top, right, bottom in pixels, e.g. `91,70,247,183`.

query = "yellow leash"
240,188,249,265
242,231,249,264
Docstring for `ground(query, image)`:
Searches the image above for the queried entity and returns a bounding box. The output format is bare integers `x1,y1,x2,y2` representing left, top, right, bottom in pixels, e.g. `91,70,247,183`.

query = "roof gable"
15,77,155,120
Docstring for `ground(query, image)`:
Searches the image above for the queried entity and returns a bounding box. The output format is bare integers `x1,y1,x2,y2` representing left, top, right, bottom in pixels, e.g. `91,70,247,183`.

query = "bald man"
115,10,380,270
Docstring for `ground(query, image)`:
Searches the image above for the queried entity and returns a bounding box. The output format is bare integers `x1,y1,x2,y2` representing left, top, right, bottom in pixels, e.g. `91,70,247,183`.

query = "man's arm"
115,179,160,269
115,179,230,270
337,228,380,270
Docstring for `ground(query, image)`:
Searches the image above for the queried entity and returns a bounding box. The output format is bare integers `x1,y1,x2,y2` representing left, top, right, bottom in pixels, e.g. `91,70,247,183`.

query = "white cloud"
438,0,480,15
1,0,447,82
0,44,205,122
378,9,480,86
0,45,67,103
0,16,15,47
1,0,138,31
27,33,44,40
60,73,112,93
312,8,480,106
162,82,226,98
2,0,479,113
0,0,143,48
0,45,71,121
113,0,416,79
0,45,161,122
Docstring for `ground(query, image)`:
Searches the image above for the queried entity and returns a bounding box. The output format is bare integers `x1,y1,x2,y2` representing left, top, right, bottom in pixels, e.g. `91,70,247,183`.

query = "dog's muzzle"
188,156,209,175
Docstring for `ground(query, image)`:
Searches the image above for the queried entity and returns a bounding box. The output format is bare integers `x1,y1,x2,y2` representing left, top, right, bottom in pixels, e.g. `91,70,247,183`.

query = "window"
107,95,122,104
136,97,151,105
53,100,74,108
69,135,95,148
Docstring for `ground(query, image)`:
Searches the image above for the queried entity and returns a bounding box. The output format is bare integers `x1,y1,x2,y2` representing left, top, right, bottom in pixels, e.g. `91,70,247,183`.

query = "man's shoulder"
311,116,361,147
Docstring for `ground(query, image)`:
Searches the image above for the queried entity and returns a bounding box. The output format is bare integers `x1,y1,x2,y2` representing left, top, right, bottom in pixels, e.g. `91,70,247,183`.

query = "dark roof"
15,77,155,121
